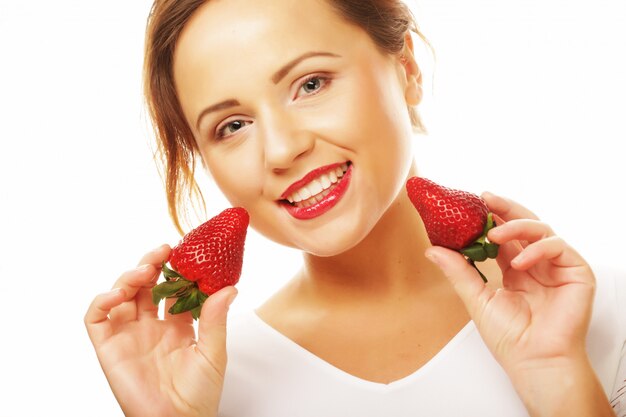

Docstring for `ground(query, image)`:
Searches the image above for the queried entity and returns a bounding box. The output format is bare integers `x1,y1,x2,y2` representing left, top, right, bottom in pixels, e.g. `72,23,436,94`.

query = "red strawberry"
152,207,249,319
406,177,498,282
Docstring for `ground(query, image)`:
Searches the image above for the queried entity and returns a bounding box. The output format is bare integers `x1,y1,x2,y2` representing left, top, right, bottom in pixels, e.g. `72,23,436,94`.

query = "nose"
258,106,315,173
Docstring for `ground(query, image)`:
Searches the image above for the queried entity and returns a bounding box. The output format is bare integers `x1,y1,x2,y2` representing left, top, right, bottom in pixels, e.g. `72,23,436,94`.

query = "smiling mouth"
281,162,351,208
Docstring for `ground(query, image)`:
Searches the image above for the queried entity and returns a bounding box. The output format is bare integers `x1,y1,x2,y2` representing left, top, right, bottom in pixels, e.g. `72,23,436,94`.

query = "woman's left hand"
425,192,613,416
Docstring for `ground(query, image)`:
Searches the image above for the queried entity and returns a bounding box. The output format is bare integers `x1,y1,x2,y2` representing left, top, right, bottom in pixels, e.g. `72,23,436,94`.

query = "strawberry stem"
459,212,499,284
468,259,488,283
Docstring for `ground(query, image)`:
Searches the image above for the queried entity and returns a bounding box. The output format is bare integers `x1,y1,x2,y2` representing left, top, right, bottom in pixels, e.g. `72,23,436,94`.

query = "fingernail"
138,264,151,271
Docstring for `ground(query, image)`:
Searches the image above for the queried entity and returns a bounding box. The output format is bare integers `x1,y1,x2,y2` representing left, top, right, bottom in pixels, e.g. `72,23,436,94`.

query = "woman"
85,0,624,415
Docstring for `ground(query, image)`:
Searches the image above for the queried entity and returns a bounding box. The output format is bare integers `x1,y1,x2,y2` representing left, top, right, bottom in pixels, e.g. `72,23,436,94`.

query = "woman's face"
173,0,417,256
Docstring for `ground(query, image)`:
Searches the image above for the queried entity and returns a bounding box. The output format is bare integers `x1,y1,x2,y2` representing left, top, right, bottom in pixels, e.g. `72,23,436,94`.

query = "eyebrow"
195,51,341,132
195,99,240,131
271,51,340,84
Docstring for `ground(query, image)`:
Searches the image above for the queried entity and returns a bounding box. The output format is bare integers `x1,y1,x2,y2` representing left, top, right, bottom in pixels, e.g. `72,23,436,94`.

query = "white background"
1,0,625,415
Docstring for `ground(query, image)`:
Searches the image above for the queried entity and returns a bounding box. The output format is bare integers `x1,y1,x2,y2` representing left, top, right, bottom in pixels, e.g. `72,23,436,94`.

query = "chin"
297,225,373,258
253,200,382,257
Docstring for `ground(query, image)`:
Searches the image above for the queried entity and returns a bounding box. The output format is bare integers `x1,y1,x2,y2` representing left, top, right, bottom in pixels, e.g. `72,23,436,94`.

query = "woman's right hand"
84,245,237,417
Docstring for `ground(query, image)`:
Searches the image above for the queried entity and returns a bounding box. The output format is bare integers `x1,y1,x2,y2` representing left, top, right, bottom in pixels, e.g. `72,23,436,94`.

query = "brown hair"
143,0,430,234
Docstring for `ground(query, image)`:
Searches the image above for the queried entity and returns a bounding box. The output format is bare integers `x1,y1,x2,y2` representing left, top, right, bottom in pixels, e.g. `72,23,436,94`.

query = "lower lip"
281,164,353,220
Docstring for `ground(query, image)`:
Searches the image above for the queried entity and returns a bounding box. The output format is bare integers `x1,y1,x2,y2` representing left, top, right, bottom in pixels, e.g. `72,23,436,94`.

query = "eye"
215,119,252,139
295,75,330,99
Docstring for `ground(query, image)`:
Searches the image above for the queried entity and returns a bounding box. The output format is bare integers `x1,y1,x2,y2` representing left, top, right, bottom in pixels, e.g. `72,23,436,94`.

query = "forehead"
176,0,363,54
173,0,376,93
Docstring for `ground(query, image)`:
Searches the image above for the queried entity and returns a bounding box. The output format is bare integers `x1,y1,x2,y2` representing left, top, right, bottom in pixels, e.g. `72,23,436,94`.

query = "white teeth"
286,163,350,205
320,174,331,189
299,186,312,201
309,179,324,196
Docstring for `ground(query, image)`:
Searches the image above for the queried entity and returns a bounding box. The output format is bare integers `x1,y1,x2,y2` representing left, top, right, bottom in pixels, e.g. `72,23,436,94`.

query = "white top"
219,265,626,417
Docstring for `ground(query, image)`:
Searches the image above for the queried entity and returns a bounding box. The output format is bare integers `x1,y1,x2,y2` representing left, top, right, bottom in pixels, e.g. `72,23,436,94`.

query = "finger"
488,219,555,246
491,213,532,249
109,245,170,322
137,245,171,319
84,288,126,345
511,235,588,272
425,247,495,322
482,192,540,222
501,269,539,292
494,239,525,275
136,269,161,320
137,244,171,267
196,287,238,373
488,219,556,274
108,264,158,324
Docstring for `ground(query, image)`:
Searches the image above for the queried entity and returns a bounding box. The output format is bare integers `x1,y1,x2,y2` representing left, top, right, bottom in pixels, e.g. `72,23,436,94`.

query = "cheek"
344,70,415,201
338,70,413,163
204,149,265,207
330,70,410,146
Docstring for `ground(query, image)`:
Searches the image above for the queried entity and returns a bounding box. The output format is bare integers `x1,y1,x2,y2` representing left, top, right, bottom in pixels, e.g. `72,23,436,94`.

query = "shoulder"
221,310,320,416
226,310,264,346
590,263,626,332
225,310,292,369
587,263,626,393
589,263,626,346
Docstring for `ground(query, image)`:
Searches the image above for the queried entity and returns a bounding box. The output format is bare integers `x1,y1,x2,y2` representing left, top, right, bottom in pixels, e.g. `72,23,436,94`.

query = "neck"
299,187,447,304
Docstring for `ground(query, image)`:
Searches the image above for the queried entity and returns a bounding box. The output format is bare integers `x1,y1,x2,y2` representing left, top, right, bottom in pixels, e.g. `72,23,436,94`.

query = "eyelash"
215,119,252,140
214,74,332,140
295,74,331,99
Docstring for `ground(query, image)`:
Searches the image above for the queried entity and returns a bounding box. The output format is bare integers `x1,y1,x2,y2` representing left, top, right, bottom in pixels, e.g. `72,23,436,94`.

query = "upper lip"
279,162,348,200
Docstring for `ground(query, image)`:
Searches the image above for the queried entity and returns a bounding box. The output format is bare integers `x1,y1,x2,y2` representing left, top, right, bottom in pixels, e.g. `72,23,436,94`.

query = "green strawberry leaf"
485,242,500,259
152,279,193,305
168,287,206,315
162,261,183,281
190,293,209,320
190,305,203,320
168,296,198,315
461,243,488,262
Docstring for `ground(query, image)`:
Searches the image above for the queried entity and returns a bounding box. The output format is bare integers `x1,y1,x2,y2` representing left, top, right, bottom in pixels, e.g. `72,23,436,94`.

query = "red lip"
280,162,348,201
280,163,353,220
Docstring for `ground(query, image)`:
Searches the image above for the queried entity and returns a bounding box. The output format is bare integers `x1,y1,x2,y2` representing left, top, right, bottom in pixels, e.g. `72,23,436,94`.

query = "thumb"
425,246,494,318
196,286,238,370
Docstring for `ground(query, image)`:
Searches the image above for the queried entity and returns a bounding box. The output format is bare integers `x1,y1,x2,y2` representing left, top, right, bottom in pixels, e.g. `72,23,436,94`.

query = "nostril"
263,130,316,172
